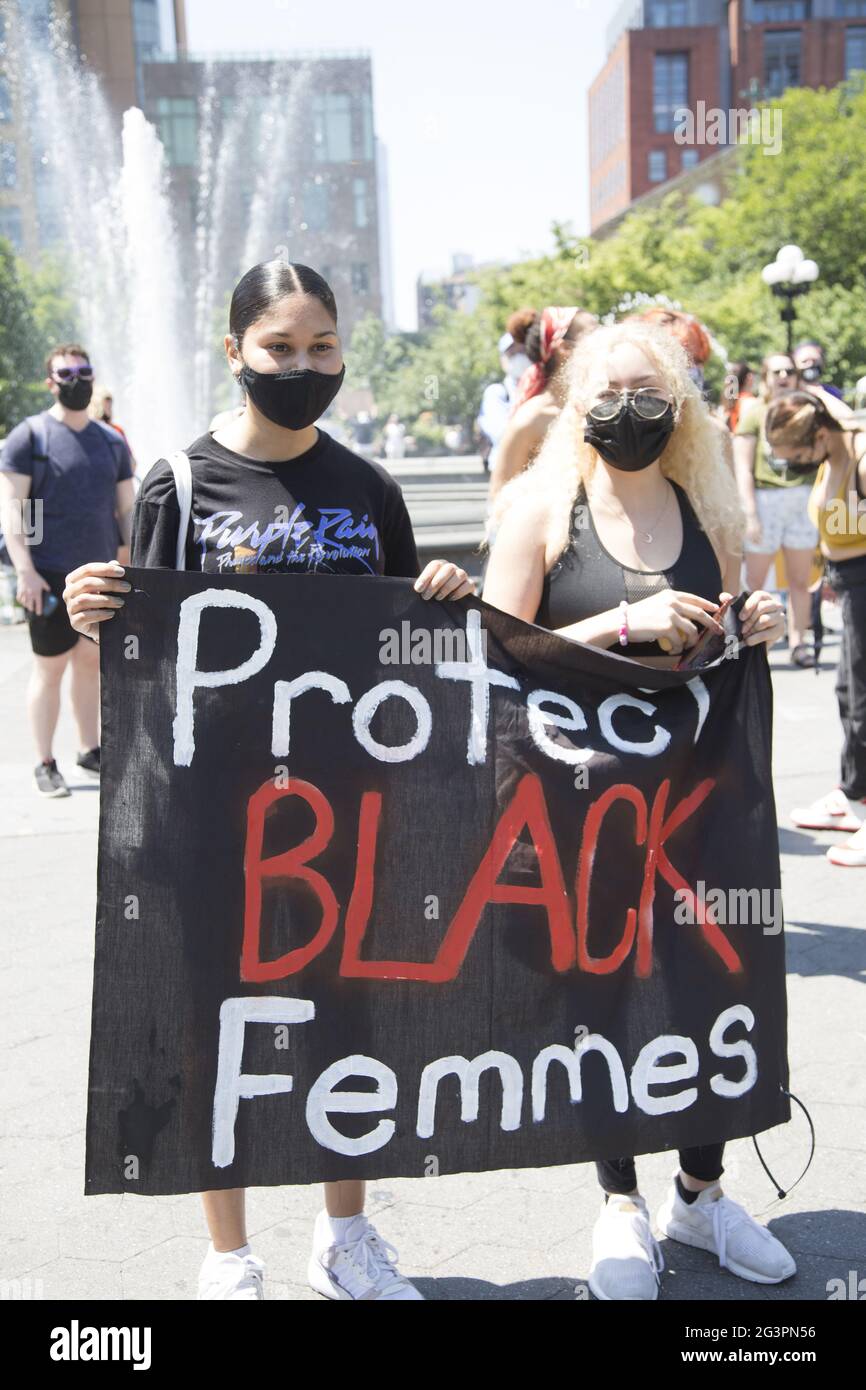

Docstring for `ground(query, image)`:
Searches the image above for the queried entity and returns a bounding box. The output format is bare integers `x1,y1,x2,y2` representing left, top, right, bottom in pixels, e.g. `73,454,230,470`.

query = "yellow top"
808,451,866,558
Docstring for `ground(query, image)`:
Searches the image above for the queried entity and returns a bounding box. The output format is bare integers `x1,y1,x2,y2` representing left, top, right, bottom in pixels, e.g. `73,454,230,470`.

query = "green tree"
476,83,866,397
0,240,49,433
345,314,419,410
18,253,80,359
347,80,866,430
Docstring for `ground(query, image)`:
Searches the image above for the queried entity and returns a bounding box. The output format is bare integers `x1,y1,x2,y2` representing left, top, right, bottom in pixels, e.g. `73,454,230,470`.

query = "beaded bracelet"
618,600,629,648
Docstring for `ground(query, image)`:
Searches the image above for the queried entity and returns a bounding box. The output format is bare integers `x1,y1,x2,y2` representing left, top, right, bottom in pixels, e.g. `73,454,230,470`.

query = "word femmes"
212,999,758,1167
172,590,711,769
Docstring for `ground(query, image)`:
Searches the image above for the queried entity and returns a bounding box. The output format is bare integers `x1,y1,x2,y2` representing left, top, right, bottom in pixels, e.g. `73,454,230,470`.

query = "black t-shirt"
131,428,420,578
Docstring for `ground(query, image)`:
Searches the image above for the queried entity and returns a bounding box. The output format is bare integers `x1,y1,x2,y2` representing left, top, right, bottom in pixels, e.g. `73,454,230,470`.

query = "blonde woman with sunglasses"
483,321,793,1300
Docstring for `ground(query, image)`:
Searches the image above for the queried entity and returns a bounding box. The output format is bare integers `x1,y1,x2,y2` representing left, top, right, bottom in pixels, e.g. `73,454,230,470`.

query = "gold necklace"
592,482,672,544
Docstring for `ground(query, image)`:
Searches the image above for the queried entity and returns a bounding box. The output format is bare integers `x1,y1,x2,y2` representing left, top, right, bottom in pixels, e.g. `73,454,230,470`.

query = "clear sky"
184,0,611,329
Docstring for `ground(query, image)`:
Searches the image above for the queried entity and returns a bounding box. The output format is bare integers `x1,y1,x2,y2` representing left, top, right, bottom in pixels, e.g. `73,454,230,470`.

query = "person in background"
632,307,710,391
488,306,598,504
476,308,535,472
722,361,756,434
0,344,135,796
766,391,866,867
90,385,133,454
383,412,407,460
793,341,845,402
444,423,465,454
91,385,136,563
734,352,853,667
353,409,374,449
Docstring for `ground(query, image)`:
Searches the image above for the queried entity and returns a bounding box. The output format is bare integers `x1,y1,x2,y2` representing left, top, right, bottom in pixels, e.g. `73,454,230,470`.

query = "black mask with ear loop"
56,376,94,411
584,402,675,472
231,338,345,431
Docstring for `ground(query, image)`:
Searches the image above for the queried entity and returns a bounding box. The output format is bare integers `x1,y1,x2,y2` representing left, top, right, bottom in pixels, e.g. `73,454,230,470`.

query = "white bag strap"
167,451,192,571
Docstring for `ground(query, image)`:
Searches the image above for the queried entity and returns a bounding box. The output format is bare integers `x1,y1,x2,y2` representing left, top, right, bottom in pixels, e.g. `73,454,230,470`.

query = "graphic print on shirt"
194,502,383,574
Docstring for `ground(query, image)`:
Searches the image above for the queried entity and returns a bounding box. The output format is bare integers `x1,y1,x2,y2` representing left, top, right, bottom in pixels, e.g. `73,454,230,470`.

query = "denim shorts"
744,483,819,555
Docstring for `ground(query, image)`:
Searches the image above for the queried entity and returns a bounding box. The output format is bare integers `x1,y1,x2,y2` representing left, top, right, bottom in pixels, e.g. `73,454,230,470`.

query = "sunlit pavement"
0,597,863,1302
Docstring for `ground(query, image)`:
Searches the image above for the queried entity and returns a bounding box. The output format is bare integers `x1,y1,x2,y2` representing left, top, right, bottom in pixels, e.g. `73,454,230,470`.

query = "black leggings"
828,556,866,802
596,1144,725,1196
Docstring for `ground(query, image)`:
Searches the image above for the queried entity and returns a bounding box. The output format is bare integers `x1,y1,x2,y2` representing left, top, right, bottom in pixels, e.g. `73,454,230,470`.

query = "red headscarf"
510,306,579,414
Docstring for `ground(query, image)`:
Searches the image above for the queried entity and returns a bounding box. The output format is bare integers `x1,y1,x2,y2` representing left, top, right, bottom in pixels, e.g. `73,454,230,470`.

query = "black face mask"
237,361,345,430
784,448,829,475
56,377,94,411
584,404,675,472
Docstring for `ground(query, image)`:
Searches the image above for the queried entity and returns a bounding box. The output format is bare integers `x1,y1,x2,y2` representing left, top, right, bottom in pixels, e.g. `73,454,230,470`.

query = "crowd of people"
0,259,863,1301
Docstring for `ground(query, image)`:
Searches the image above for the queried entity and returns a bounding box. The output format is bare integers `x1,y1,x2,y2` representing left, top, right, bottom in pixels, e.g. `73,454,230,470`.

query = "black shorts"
26,569,78,658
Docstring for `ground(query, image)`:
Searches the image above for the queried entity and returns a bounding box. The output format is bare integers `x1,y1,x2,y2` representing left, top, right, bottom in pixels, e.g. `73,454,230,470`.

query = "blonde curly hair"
488,320,744,561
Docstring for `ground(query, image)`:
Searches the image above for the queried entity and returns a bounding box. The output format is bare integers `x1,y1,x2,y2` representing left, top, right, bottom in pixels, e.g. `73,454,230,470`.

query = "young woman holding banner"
483,320,795,1301
64,259,473,1302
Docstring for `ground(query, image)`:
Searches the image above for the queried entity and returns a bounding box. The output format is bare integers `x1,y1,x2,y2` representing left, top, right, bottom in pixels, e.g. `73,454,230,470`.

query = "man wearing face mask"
793,341,845,403
477,313,535,473
0,344,134,796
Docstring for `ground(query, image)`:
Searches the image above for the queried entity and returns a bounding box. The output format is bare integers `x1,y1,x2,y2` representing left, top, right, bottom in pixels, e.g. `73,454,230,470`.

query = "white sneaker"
588,1194,664,1301
308,1211,424,1300
197,1243,265,1300
656,1182,796,1284
790,787,863,832
827,820,866,867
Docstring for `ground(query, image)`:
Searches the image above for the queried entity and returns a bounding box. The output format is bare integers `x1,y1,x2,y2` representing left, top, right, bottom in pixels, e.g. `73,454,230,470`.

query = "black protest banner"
85,568,789,1196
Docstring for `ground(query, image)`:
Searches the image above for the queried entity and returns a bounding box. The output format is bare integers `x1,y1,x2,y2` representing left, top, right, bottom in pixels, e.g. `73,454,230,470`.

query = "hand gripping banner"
85,569,789,1195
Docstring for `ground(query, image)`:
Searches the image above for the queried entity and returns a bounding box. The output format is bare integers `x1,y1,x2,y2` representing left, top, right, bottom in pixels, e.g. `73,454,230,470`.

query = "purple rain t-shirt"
131,428,420,578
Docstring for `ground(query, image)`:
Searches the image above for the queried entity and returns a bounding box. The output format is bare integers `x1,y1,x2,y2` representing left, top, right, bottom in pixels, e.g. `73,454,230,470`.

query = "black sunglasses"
53,365,94,382
587,388,674,423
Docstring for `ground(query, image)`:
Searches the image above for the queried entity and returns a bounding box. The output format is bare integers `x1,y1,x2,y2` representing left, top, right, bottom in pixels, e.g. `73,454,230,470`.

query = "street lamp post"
761,245,820,355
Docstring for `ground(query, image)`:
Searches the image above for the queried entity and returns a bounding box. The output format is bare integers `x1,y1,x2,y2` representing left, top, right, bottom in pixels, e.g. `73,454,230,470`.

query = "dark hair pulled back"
229,260,338,348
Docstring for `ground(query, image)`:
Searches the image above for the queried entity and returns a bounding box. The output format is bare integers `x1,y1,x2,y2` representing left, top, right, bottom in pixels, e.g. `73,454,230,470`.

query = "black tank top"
534,481,722,657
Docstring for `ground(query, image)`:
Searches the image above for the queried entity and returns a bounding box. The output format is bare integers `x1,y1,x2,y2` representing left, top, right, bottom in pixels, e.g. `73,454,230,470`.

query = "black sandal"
790,643,816,668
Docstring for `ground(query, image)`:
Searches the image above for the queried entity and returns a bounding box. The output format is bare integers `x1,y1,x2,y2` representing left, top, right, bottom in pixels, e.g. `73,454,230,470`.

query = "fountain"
2,8,317,471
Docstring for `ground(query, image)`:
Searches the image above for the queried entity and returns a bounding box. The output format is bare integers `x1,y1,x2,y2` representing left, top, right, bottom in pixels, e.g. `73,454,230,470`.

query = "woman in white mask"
477,309,535,473
488,306,598,504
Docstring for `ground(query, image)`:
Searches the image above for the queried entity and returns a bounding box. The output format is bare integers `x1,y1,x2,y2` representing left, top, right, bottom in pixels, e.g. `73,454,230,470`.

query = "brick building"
0,0,186,255
141,50,384,341
589,0,866,232
0,2,389,341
